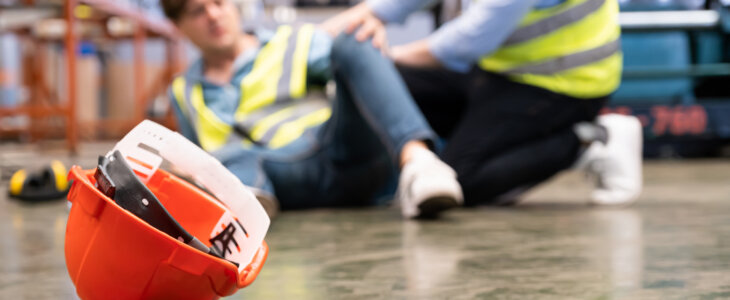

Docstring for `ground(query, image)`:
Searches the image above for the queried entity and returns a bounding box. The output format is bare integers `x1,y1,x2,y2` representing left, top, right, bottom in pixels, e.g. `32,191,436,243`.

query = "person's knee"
331,33,378,68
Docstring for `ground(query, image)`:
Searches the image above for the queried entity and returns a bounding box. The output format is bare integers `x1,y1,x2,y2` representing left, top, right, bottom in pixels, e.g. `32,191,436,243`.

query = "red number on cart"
652,105,707,136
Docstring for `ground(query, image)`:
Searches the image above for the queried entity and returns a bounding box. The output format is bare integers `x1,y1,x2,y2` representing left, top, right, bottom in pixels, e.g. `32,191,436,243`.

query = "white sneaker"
576,114,643,206
397,150,463,219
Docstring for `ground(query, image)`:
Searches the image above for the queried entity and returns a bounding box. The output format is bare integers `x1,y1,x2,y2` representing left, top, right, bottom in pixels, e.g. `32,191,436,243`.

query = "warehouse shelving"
0,0,185,153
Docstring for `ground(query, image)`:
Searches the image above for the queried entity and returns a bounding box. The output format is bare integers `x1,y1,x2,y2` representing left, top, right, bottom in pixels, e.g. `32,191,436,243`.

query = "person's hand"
390,40,442,68
344,4,388,51
389,45,408,64
319,3,388,51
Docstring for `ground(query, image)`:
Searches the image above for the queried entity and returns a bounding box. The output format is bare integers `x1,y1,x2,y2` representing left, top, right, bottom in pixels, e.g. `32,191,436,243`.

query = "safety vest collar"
172,24,327,151
180,28,279,86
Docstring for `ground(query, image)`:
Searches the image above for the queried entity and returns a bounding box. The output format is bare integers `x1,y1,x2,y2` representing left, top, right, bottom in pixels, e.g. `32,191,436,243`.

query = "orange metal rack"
0,0,185,153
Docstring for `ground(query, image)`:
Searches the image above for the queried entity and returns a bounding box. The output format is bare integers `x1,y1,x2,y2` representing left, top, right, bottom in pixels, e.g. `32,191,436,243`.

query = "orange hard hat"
64,121,271,300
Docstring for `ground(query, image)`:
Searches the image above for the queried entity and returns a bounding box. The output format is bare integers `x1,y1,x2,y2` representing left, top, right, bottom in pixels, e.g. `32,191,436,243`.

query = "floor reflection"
401,220,464,298
0,198,78,299
593,209,644,298
0,157,729,299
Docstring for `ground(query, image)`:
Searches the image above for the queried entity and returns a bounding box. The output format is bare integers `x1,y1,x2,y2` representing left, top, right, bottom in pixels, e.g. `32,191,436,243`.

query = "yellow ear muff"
50,160,69,191
9,169,27,196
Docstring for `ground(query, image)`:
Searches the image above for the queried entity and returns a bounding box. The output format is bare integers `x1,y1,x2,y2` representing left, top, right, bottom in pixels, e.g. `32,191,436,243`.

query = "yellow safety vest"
478,0,622,99
171,24,332,151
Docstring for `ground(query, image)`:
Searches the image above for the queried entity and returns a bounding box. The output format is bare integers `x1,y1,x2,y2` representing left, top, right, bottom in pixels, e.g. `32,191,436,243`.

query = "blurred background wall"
0,0,728,157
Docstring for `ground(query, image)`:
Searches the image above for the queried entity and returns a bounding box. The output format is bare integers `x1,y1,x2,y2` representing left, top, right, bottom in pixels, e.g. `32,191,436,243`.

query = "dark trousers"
397,66,606,205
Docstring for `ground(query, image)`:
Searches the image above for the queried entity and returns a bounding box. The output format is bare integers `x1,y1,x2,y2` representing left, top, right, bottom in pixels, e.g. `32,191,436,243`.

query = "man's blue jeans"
213,34,436,209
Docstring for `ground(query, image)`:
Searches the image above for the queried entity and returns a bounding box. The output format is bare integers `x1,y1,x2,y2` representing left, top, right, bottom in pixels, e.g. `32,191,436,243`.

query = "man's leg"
212,145,279,216
328,34,463,218
396,65,470,139
395,66,579,202
329,35,437,162
439,71,606,205
283,67,396,209
454,128,586,204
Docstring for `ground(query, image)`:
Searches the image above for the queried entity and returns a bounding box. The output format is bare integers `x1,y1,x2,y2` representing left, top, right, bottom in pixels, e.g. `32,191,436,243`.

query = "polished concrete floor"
1,142,729,299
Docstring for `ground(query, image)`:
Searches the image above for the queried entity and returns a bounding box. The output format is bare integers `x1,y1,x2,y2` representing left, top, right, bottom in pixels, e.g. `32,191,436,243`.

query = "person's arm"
306,29,335,83
320,0,433,49
394,0,537,72
367,0,437,24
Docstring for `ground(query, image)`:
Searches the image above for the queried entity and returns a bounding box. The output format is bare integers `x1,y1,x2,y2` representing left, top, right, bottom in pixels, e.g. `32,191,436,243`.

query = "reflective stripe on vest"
172,24,331,151
478,0,622,99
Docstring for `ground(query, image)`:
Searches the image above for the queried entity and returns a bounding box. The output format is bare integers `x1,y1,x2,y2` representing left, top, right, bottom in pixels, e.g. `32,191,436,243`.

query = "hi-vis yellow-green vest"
171,24,331,152
479,0,622,99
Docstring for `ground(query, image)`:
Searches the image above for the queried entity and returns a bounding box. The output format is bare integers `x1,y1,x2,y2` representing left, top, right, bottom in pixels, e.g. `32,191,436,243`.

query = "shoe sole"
416,195,459,219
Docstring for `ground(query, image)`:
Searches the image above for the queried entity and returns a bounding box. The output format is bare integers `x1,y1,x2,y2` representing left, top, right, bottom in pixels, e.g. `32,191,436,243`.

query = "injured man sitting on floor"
160,0,463,219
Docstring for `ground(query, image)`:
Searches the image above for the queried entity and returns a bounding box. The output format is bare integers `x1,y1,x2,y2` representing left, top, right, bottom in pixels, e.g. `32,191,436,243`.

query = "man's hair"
160,0,188,22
